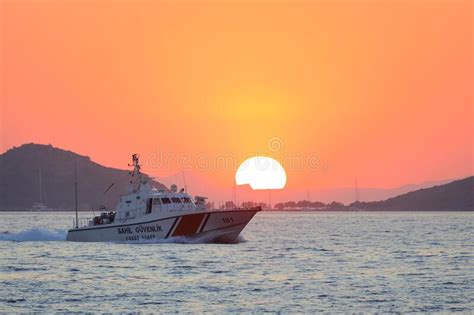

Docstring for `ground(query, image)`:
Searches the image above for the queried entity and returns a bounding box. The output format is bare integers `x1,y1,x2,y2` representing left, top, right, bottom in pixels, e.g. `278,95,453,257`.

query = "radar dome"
170,184,178,192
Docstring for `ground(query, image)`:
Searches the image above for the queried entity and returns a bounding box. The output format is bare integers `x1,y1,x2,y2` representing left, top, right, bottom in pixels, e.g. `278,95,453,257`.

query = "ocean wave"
0,228,67,241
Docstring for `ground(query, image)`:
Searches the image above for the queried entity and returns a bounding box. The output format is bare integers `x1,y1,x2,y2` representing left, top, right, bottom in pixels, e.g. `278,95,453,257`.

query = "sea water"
0,211,472,313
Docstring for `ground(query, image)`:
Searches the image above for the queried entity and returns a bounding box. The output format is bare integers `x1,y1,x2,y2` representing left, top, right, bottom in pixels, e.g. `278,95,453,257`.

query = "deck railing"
72,217,92,228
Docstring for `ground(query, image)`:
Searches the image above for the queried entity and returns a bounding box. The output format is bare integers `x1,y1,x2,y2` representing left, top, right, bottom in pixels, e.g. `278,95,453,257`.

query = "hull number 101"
222,217,234,224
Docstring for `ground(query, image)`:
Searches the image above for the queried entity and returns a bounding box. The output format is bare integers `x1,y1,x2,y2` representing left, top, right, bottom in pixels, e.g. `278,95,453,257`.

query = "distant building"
225,201,235,210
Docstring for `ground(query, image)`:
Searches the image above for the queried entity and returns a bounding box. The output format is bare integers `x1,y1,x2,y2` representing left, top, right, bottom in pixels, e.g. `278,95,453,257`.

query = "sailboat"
30,168,52,211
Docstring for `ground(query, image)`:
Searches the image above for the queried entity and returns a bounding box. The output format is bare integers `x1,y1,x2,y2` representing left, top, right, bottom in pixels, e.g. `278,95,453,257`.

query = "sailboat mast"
355,177,360,202
74,159,78,228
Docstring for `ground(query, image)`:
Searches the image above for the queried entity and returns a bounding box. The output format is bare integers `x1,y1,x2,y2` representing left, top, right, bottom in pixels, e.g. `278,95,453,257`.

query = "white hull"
66,209,259,243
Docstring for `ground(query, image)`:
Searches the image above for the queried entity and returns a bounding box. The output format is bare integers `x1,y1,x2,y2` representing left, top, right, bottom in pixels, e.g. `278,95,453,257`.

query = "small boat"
66,154,260,243
30,202,53,212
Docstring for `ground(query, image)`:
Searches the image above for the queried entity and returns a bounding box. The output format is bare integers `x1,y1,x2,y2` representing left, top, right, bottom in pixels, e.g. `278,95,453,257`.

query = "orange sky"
1,0,472,197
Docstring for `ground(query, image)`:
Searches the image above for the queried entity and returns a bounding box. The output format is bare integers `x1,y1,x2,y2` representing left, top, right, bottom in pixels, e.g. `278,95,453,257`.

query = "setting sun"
235,156,287,190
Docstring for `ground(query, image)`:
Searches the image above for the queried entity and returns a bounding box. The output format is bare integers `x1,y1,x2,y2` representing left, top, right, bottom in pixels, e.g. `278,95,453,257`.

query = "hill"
351,177,473,211
0,143,167,210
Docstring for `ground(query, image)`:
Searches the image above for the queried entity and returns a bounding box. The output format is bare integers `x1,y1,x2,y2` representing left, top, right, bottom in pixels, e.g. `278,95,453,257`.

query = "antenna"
103,183,115,194
74,159,78,228
96,183,115,212
307,188,310,202
182,170,187,193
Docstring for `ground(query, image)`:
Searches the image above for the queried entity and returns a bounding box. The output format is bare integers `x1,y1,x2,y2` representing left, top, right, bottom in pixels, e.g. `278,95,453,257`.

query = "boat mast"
74,159,78,228
128,154,141,192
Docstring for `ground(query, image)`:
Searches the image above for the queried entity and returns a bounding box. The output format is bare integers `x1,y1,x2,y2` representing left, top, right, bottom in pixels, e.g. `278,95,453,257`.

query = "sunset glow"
1,0,472,201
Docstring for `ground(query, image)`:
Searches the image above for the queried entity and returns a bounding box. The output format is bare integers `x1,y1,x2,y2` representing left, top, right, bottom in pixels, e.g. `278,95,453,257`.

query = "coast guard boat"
66,154,260,243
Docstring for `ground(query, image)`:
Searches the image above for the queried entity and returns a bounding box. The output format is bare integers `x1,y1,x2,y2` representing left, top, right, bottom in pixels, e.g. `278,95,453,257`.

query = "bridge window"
171,197,182,203
146,198,153,214
181,197,191,203
161,198,171,204
153,198,161,205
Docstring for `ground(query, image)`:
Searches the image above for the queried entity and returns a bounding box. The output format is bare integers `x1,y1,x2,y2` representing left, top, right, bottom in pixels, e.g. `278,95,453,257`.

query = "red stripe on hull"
172,213,205,237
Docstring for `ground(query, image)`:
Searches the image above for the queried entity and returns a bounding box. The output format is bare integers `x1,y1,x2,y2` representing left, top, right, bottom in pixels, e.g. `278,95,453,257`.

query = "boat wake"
0,228,67,241
0,228,247,244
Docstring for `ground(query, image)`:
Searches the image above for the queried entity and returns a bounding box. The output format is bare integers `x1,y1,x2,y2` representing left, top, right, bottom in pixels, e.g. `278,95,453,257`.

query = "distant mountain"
351,177,473,211
0,143,167,210
309,179,455,204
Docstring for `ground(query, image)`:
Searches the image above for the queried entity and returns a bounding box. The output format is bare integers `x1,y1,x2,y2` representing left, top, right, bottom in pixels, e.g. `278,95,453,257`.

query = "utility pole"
233,184,237,209
74,159,78,228
39,167,43,203
268,190,272,210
